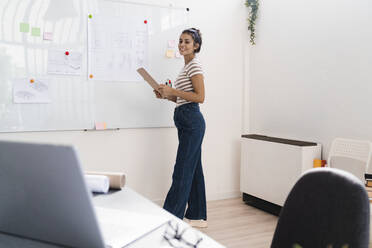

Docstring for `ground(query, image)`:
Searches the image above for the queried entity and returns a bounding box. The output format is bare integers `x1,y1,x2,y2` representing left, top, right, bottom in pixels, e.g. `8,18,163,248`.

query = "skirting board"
152,190,241,206
242,193,282,216
207,190,241,201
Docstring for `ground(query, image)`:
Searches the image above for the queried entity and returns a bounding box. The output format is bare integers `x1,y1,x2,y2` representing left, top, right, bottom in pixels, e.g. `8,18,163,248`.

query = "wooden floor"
198,197,372,248
197,197,278,248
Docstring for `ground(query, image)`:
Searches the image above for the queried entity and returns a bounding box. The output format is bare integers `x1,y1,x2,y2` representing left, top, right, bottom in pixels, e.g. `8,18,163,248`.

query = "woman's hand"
158,84,174,98
153,89,163,99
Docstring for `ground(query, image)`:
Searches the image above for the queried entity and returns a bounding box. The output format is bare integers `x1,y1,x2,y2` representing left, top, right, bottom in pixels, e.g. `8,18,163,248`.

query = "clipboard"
137,67,160,90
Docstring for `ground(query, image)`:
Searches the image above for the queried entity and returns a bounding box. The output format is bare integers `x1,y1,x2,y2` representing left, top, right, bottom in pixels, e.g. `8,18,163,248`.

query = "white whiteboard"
0,0,189,132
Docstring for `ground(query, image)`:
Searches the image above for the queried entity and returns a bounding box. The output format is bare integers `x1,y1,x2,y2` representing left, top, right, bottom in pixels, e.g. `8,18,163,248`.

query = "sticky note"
43,32,53,40
166,49,175,58
313,159,322,168
168,40,176,48
313,159,326,168
20,23,29,33
31,27,41,37
95,122,107,130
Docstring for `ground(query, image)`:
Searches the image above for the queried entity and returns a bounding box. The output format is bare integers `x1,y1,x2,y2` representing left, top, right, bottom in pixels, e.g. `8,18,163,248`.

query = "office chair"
270,168,370,248
327,138,372,182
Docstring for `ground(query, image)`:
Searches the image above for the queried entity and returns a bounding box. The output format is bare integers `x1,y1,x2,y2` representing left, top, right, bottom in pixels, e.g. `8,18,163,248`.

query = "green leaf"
245,0,259,45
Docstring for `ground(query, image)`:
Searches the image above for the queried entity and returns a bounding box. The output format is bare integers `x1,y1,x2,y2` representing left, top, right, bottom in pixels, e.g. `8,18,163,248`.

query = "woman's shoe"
184,218,208,228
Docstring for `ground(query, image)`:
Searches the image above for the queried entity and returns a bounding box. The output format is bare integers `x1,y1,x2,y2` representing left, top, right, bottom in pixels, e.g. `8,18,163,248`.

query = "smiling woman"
156,28,204,105
153,28,207,227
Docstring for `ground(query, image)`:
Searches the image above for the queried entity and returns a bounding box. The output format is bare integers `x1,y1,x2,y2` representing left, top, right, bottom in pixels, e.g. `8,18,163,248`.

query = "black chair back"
271,168,370,248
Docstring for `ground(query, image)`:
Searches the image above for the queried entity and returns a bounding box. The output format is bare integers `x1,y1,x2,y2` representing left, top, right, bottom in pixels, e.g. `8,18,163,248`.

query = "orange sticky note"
168,40,176,48
89,74,94,79
165,49,175,58
313,159,326,168
30,79,35,83
313,159,322,168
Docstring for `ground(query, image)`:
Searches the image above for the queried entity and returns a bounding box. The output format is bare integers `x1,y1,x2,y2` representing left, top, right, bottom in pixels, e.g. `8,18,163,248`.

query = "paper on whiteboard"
13,78,51,104
47,49,82,75
88,15,148,82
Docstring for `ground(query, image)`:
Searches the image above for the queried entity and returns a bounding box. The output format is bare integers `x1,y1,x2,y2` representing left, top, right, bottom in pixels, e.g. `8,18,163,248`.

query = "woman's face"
178,33,198,56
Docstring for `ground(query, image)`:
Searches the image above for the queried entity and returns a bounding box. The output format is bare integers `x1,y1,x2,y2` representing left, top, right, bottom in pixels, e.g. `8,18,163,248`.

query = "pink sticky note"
165,49,175,58
95,122,107,130
43,32,53,41
168,40,176,48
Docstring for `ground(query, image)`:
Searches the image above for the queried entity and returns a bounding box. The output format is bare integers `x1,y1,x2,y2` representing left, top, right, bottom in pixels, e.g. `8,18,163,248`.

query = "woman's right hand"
154,89,163,99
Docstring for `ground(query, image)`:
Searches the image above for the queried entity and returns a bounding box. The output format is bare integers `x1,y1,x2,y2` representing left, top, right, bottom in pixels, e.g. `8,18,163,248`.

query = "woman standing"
155,28,207,227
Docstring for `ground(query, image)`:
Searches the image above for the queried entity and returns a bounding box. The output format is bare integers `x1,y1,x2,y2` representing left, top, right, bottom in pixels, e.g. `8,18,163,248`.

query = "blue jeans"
163,103,207,220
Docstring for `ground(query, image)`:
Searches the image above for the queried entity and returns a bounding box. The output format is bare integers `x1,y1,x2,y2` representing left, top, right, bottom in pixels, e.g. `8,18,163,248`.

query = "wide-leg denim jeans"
163,103,207,220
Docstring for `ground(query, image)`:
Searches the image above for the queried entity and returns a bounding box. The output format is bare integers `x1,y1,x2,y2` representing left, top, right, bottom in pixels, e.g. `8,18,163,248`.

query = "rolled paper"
85,171,126,190
85,175,109,194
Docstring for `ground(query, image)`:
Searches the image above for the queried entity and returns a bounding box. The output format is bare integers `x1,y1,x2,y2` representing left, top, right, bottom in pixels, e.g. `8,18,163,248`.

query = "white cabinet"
240,135,321,211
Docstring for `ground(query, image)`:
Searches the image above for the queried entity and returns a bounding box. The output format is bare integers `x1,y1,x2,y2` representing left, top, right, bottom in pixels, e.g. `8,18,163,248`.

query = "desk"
0,188,225,248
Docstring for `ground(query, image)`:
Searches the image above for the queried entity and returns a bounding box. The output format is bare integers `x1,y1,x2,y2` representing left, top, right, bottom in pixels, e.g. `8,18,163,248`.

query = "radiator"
240,134,322,211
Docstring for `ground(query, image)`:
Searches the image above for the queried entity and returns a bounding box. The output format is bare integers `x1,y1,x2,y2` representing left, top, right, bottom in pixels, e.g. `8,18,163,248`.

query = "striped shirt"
174,58,203,107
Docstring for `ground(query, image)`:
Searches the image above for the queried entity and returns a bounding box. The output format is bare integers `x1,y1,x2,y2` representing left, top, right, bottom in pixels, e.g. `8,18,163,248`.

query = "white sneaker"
184,218,208,228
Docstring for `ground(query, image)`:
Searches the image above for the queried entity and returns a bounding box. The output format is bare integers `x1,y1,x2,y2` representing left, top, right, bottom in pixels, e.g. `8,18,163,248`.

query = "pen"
165,79,172,87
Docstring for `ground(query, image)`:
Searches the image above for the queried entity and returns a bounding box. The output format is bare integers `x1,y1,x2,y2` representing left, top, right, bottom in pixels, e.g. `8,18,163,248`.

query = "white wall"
0,0,246,203
248,0,372,160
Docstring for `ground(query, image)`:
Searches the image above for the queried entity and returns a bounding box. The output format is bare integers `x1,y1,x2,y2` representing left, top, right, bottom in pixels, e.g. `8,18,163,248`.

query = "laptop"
0,140,168,248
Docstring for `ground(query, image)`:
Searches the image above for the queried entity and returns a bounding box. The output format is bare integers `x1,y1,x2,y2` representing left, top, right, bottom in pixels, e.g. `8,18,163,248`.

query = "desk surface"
0,188,225,248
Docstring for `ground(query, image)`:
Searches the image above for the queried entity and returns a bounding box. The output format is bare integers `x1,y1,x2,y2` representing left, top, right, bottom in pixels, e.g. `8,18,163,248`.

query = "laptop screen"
0,141,106,248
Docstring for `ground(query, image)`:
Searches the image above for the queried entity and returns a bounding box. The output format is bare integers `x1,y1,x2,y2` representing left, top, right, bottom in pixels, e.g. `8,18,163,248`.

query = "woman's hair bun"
182,28,202,53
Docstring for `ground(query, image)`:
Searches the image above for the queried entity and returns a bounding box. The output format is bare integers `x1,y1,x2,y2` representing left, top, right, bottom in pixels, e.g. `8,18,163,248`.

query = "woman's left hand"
158,84,174,98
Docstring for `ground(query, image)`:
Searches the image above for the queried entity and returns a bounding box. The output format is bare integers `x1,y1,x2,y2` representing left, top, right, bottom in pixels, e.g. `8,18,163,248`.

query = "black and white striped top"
174,58,203,107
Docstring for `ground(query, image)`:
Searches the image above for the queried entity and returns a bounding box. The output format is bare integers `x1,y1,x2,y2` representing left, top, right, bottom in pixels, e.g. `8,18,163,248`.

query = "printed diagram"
15,91,34,101
112,52,133,70
88,15,148,82
112,32,132,49
134,30,147,67
47,49,82,75
136,50,145,66
89,25,107,49
13,78,51,103
30,80,49,92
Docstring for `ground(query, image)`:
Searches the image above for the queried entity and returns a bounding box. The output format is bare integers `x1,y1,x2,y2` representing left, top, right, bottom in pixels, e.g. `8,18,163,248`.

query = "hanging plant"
245,0,259,45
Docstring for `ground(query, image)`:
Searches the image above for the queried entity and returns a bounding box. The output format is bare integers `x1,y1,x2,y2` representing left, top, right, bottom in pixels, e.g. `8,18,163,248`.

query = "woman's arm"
158,74,205,103
165,96,177,102
153,89,177,102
